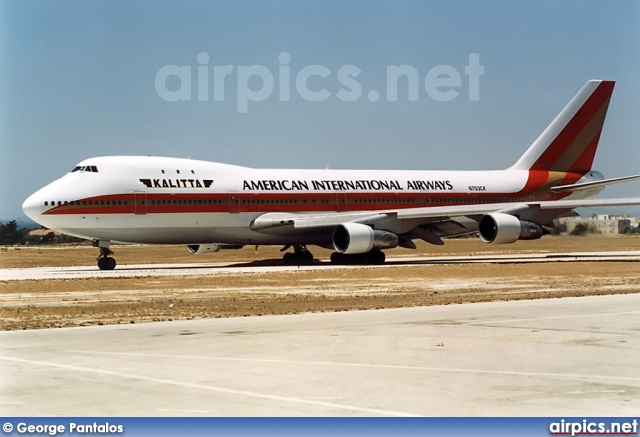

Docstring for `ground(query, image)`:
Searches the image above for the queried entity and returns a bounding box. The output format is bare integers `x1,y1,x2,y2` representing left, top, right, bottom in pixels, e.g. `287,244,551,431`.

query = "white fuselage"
22,155,595,246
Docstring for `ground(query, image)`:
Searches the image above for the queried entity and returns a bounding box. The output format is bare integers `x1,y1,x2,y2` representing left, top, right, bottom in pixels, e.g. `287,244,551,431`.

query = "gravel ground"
1,236,639,330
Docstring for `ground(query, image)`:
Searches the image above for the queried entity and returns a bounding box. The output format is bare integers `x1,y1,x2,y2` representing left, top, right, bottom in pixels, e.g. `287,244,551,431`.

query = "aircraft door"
134,191,147,215
336,192,347,212
420,191,430,207
228,191,240,213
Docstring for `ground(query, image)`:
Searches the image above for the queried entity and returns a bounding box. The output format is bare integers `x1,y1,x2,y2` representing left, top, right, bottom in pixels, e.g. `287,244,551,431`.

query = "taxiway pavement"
1,294,639,416
3,250,640,281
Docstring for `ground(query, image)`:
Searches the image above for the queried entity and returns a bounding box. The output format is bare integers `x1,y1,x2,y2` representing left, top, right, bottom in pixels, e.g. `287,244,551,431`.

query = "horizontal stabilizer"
550,174,640,193
538,197,640,210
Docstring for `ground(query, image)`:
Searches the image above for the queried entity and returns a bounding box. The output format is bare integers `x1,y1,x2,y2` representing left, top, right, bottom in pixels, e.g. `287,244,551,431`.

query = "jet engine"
187,244,244,254
478,213,545,244
332,223,399,254
187,244,221,254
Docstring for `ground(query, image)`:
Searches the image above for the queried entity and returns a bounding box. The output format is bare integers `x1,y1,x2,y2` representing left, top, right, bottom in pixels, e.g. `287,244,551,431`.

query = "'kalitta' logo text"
139,178,214,188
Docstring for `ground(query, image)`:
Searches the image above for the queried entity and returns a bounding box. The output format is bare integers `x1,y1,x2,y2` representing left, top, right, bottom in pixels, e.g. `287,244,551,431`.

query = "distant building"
558,214,632,235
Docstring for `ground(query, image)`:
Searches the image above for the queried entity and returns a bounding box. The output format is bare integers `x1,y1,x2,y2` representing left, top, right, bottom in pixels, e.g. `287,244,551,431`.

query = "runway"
3,250,640,281
1,294,639,416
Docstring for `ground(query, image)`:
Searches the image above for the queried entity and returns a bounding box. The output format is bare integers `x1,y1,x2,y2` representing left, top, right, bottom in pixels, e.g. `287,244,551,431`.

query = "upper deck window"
71,165,99,173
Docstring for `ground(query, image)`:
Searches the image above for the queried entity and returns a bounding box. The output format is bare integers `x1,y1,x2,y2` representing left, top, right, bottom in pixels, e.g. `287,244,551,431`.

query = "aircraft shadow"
56,251,639,274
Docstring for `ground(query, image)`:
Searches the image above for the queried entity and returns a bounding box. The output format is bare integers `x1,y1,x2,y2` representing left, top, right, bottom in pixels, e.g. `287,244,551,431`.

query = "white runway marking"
4,250,640,281
66,350,640,384
0,355,419,417
464,310,640,325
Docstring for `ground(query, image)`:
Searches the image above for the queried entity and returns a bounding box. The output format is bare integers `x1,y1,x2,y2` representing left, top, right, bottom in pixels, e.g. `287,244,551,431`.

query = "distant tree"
569,223,590,236
624,225,640,235
58,234,85,244
41,232,56,243
550,222,568,235
0,220,25,245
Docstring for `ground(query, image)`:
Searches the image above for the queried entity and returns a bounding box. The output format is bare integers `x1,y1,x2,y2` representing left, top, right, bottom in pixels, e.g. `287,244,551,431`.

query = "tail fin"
510,80,615,173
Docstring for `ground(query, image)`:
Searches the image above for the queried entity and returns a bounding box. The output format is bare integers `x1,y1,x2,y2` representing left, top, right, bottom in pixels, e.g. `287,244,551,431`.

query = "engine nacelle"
332,223,399,254
478,213,545,244
186,244,221,254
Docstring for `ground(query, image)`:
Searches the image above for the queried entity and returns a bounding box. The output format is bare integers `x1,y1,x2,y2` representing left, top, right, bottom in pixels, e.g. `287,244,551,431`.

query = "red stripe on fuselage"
42,190,549,216
518,170,583,201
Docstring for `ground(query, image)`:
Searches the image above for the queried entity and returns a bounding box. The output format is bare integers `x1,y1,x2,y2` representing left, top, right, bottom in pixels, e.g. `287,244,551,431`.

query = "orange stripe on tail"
510,80,615,174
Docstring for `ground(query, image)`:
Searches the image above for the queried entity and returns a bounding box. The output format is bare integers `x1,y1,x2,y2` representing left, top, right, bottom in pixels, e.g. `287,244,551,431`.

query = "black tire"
330,251,384,265
302,250,314,264
370,250,386,264
98,257,117,270
283,252,295,264
330,252,343,264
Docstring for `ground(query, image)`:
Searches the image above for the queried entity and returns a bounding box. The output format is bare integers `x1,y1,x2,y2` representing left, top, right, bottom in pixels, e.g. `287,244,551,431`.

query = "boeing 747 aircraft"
23,80,640,269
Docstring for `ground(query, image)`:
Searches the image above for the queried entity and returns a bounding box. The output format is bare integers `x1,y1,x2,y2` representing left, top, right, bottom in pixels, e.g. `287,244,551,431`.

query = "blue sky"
1,0,639,220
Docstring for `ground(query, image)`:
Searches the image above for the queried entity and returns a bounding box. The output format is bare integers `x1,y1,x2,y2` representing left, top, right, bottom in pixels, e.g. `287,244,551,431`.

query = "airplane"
22,80,640,270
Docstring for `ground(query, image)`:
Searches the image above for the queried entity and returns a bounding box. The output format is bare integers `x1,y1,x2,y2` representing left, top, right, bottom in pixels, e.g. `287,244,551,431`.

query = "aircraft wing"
250,197,640,241
251,202,521,232
396,197,640,219
251,211,390,232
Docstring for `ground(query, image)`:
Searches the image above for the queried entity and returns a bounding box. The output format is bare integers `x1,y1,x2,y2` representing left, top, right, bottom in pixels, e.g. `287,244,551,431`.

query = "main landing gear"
281,244,314,265
330,249,386,265
280,245,387,265
93,240,117,270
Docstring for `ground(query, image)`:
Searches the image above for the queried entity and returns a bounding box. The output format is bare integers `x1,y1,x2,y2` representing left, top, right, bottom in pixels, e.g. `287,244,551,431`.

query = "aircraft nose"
22,192,42,222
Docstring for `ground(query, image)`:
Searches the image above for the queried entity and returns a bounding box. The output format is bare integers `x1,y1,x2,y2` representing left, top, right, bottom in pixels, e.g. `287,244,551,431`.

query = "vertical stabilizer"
510,80,614,173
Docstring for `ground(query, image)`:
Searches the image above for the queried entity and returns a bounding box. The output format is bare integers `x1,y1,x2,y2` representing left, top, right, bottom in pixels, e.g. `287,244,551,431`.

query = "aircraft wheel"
283,252,293,264
370,250,386,264
98,257,117,270
301,250,314,264
283,250,314,265
330,251,385,265
305,251,313,264
330,252,343,264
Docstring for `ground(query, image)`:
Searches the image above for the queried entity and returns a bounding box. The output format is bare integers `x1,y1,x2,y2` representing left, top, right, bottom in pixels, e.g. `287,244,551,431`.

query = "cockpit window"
71,165,99,173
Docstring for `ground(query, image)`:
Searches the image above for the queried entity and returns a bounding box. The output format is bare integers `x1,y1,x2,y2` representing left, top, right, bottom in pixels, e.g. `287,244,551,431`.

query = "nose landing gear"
93,239,117,270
